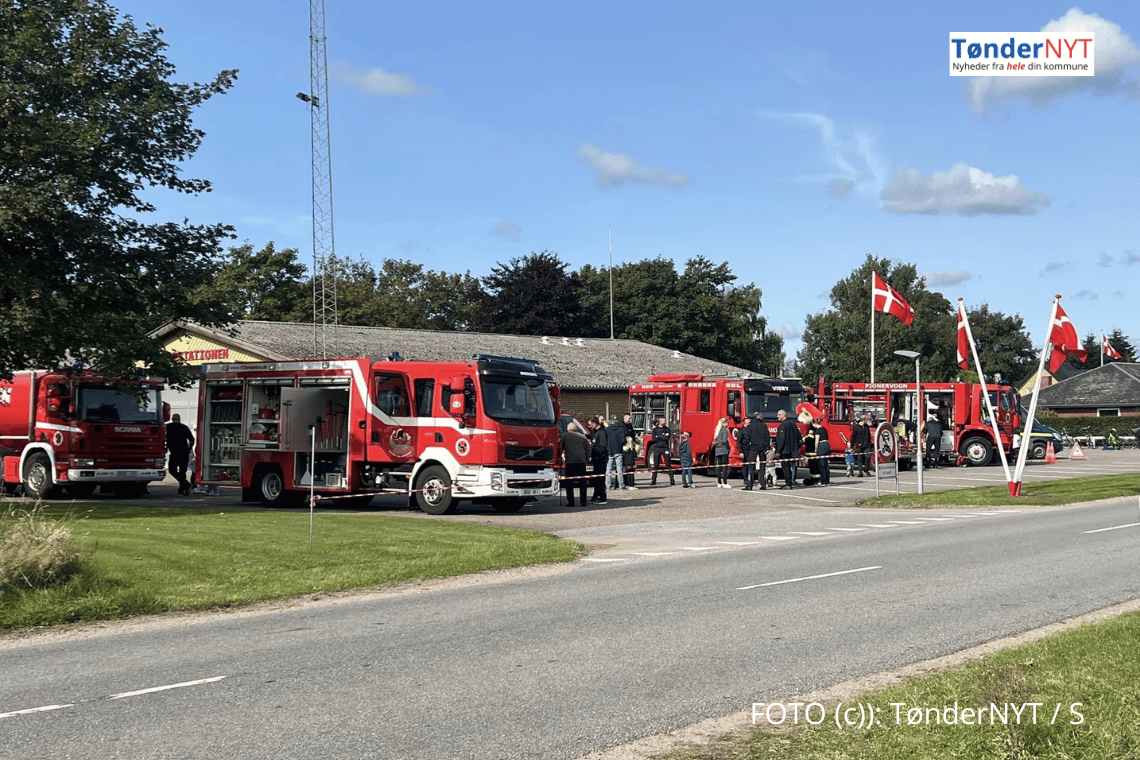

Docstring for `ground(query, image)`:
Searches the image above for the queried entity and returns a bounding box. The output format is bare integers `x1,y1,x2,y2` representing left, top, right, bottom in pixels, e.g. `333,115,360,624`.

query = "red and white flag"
1047,303,1087,372
872,272,915,326
1103,334,1123,360
956,303,970,369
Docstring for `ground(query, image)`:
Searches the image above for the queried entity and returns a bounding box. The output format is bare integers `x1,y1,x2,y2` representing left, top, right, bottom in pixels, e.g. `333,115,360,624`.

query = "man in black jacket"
648,417,674,486
166,413,195,495
747,413,770,489
775,409,802,489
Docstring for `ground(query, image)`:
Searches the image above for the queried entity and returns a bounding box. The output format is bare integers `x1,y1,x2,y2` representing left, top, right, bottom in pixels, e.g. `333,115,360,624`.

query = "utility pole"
296,0,338,358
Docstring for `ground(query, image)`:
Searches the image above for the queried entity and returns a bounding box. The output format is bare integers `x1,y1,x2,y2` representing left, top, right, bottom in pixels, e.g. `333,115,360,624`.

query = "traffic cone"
1045,441,1057,464
1069,441,1087,460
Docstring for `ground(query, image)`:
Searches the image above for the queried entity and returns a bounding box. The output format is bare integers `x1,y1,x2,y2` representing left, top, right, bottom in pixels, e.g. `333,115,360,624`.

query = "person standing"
560,421,591,507
166,413,195,495
622,435,639,489
851,413,873,477
738,416,755,490
679,431,694,488
649,417,675,486
605,416,627,490
712,417,731,489
813,419,832,486
749,413,770,490
924,413,943,468
587,419,608,504
775,409,802,489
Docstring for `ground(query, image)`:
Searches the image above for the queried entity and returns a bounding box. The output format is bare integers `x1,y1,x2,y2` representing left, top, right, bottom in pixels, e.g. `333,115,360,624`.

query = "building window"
1097,408,1121,417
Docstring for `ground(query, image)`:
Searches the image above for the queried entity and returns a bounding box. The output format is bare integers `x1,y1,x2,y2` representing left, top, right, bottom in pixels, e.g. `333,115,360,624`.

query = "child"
622,436,639,489
679,431,694,488
845,445,855,477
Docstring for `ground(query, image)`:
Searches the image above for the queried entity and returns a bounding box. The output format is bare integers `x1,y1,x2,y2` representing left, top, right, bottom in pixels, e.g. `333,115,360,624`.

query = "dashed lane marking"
738,565,883,591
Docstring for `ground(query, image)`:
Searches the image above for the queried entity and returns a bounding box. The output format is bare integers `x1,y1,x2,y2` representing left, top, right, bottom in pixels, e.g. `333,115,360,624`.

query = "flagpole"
1101,334,1104,367
959,299,1012,483
870,273,876,383
1012,295,1061,491
608,227,614,340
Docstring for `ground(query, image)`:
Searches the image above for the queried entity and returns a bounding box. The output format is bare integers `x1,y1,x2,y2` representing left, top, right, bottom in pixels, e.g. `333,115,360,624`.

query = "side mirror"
450,376,465,393
163,401,171,423
549,385,561,401
450,395,465,414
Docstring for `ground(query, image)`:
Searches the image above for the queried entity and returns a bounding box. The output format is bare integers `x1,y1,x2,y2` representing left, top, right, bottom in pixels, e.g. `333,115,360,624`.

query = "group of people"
560,408,844,504
559,412,640,507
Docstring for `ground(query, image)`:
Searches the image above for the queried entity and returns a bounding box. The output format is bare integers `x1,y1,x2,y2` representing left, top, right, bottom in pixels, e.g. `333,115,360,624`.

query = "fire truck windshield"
480,376,556,426
76,384,161,424
744,389,806,422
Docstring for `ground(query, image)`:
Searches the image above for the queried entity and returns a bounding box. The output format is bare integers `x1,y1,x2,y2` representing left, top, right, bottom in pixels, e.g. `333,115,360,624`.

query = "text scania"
949,32,1095,77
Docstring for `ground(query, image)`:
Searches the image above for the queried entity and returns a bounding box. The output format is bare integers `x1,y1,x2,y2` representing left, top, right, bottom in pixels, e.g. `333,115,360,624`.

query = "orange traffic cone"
1045,441,1057,464
1069,441,1087,460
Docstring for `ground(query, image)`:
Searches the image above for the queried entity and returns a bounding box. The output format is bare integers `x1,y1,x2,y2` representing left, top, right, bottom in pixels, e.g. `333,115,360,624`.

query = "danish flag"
872,272,915,326
956,303,970,369
1047,303,1087,373
1103,334,1122,360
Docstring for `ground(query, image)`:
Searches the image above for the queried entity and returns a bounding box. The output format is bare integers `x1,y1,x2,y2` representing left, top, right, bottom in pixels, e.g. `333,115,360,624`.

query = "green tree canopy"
958,303,1036,384
796,255,956,384
475,251,583,335
0,0,239,384
202,242,308,322
1073,328,1135,369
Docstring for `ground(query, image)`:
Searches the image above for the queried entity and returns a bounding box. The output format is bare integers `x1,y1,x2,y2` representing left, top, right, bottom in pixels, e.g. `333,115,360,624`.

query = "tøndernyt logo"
949,32,1095,76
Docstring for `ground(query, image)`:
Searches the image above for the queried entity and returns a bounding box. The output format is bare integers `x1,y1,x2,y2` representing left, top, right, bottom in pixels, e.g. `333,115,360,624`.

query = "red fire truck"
628,374,809,468
0,371,167,499
813,380,1023,467
196,355,561,514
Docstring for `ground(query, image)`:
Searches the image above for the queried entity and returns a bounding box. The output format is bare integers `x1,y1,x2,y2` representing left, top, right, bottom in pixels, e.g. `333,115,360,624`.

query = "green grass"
0,505,580,631
661,609,1140,760
856,473,1140,509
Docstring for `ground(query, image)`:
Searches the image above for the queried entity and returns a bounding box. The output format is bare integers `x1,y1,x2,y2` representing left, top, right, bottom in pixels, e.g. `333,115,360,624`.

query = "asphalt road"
2,456,1139,759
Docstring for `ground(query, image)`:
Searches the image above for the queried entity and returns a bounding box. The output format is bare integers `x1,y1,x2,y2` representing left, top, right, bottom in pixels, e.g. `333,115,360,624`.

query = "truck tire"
414,465,455,515
492,497,527,513
256,467,288,508
959,436,993,467
23,452,59,500
1030,440,1048,459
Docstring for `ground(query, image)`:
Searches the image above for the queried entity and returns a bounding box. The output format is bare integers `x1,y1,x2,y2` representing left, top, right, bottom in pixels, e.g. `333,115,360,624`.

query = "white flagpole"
1101,334,1105,367
959,299,1011,483
870,273,876,383
1012,296,1061,491
608,227,614,340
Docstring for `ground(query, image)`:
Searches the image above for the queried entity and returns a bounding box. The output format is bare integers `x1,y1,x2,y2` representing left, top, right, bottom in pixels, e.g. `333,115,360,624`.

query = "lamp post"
894,350,924,495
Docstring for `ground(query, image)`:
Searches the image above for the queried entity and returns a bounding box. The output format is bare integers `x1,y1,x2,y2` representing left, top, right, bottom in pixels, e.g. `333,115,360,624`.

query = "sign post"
874,422,899,496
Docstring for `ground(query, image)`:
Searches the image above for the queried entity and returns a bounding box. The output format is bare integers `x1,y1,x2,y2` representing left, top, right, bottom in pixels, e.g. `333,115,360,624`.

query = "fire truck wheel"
65,483,98,498
491,498,527,513
959,436,993,467
414,465,455,515
23,453,60,500
256,467,288,508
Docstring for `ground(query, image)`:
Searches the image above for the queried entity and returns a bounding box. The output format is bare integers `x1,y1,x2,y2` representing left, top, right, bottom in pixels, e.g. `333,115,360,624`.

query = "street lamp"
894,350,924,495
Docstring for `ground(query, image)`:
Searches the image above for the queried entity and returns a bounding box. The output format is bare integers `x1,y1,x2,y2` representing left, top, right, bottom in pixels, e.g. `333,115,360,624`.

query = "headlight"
72,458,95,467
154,458,167,468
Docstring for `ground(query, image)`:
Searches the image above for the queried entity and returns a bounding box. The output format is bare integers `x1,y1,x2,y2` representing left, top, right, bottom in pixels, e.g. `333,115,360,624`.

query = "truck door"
369,371,417,463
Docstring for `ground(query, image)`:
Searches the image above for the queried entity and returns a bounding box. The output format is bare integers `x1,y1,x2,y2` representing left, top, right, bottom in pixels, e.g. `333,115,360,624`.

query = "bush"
0,506,88,589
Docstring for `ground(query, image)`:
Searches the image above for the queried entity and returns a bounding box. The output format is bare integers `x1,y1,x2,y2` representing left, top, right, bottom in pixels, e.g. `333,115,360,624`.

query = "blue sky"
117,1,1140,361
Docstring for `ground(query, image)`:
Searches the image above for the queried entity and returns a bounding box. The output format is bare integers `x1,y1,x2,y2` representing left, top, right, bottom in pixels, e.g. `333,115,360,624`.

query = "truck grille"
505,446,554,462
508,479,554,491
105,436,156,454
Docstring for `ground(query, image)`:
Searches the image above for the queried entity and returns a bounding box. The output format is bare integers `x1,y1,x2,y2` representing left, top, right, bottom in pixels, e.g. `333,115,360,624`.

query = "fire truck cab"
197,355,561,514
628,374,808,468
1,371,166,499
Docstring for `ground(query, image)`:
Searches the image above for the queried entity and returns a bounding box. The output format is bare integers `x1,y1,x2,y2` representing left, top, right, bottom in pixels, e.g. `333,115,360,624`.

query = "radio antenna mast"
297,0,338,358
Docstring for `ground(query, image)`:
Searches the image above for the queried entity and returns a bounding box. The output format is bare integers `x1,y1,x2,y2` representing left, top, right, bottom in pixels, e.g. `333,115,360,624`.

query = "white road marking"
1083,522,1140,534
758,536,800,541
859,524,898,528
912,517,955,522
789,531,831,536
716,541,763,546
886,520,924,525
831,527,868,532
110,676,227,699
0,704,74,719
678,546,718,551
738,565,882,591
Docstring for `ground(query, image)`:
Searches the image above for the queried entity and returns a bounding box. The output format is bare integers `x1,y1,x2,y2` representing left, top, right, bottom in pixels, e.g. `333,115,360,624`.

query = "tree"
960,304,1035,384
1072,328,1135,369
796,255,956,384
202,242,309,322
475,251,583,335
0,0,238,384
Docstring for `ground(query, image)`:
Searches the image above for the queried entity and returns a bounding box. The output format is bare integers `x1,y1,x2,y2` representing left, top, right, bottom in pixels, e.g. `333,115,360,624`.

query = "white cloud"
576,144,691,189
963,8,1140,113
332,62,435,96
881,162,1050,216
757,110,886,199
490,219,521,242
924,270,972,287
1072,289,1099,300
775,322,801,340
